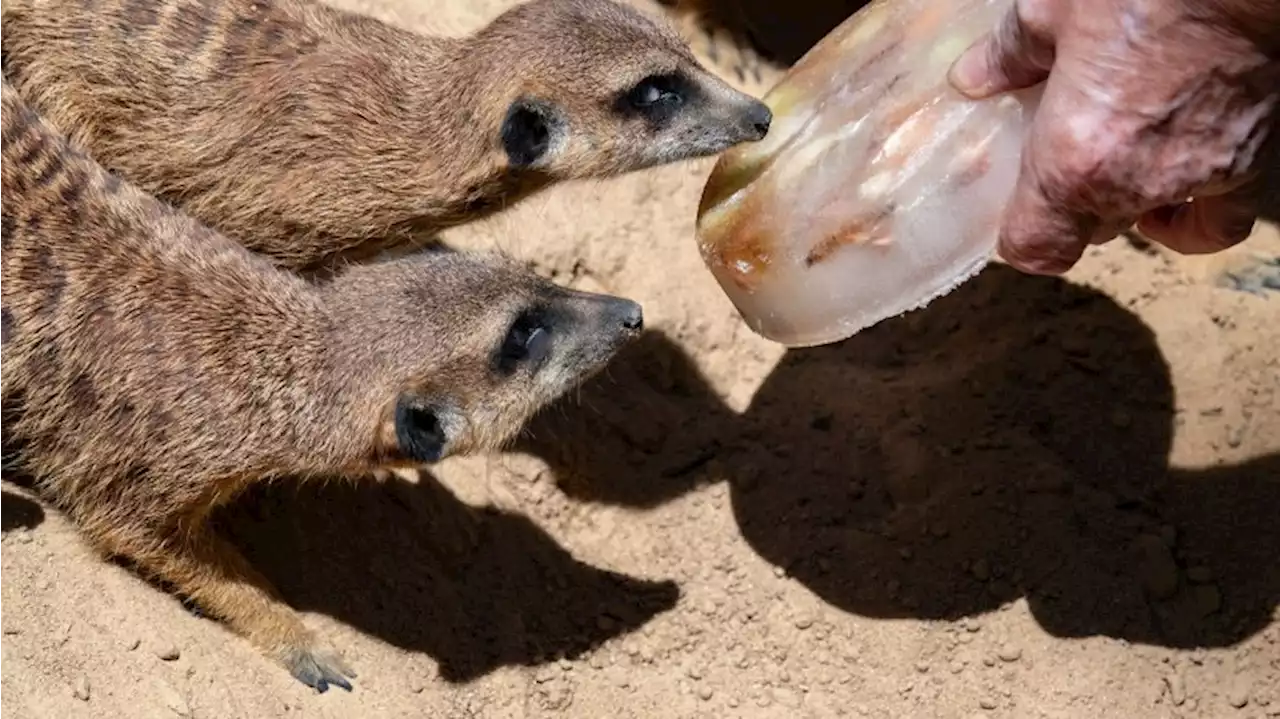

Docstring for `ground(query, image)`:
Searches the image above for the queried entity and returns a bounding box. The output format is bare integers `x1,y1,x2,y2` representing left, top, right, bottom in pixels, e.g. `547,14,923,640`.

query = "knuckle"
955,0,1057,95
1027,150,1094,207
1015,0,1057,32
1000,210,1085,275
999,237,1074,274
1033,125,1138,212
1009,0,1057,61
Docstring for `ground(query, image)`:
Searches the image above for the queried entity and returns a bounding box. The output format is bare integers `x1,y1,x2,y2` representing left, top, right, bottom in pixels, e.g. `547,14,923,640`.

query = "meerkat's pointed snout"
714,86,773,144
571,291,645,343
741,100,773,141
608,296,645,333
647,68,775,163
549,290,645,371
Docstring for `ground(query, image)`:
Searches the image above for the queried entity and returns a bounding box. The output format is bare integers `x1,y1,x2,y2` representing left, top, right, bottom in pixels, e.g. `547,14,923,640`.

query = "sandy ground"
3,0,1279,717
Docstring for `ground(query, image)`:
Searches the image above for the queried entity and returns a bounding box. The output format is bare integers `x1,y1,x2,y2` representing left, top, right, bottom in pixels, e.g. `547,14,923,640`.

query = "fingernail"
948,47,989,98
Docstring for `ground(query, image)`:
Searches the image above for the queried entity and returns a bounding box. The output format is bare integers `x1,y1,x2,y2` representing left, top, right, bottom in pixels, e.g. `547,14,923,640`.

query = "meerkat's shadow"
216,470,679,683
517,263,1280,649
513,330,739,508
1,487,46,532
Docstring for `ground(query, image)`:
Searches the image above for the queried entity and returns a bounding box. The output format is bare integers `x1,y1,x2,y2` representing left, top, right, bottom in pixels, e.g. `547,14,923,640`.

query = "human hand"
947,0,1280,274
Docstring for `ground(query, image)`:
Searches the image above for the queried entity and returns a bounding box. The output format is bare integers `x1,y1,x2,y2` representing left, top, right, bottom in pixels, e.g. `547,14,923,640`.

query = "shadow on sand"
218,471,679,683
1,488,45,532
7,264,1274,682
516,263,1280,650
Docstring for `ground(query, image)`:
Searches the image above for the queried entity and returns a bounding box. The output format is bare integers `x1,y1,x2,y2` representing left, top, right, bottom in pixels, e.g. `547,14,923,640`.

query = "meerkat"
0,0,773,273
0,78,645,692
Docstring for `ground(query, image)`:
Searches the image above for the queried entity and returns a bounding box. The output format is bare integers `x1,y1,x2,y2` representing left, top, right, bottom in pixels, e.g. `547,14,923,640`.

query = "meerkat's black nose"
613,298,644,332
744,100,772,140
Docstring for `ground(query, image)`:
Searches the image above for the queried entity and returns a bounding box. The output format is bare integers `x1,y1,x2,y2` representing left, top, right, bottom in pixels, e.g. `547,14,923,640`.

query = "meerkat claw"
287,647,357,693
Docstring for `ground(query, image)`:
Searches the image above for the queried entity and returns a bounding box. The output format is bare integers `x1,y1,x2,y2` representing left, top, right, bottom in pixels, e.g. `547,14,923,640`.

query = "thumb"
948,0,1060,99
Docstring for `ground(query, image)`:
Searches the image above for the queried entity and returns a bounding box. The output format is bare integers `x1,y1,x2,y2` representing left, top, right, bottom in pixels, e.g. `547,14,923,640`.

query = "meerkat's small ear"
393,394,455,463
501,98,562,168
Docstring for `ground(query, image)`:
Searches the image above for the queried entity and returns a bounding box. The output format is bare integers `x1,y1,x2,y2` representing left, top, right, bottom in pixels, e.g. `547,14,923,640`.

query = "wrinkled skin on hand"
948,0,1280,274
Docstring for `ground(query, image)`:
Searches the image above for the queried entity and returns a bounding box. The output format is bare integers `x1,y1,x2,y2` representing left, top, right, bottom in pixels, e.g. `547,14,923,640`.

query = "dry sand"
2,0,1278,717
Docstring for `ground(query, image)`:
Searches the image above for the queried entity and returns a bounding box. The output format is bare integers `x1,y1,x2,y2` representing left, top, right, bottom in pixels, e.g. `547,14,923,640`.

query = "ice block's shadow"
729,264,1280,647
518,263,1280,649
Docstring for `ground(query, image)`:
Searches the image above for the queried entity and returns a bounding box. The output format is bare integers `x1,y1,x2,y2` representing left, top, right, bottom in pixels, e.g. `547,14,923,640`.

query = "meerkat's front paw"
282,640,358,693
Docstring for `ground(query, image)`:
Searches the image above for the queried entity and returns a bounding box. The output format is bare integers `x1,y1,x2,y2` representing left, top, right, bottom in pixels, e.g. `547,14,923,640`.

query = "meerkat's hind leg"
97,520,357,692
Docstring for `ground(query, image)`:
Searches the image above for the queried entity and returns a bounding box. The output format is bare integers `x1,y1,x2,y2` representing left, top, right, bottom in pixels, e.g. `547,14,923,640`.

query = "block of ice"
696,0,1042,347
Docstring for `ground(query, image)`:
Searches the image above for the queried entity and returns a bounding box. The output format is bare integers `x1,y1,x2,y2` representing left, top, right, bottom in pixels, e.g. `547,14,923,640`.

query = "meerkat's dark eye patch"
495,307,552,375
616,72,698,127
394,395,449,463
501,99,560,168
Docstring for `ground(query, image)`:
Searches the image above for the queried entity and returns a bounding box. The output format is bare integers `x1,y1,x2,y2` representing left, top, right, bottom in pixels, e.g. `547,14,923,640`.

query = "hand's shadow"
517,263,1280,649
216,472,679,683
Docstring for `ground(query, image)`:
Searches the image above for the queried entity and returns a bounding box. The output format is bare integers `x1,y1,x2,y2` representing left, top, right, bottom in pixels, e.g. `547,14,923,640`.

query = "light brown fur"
0,78,643,691
1,0,772,273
